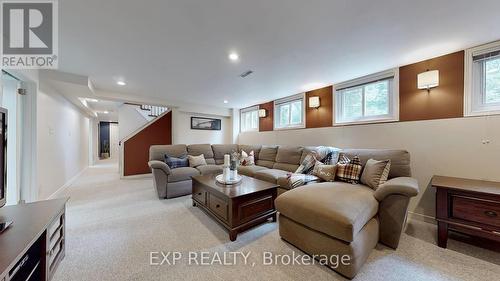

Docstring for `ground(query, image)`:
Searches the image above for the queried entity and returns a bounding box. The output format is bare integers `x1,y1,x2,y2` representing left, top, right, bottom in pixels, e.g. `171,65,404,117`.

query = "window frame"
273,93,306,130
334,69,399,125
240,106,259,132
465,40,500,116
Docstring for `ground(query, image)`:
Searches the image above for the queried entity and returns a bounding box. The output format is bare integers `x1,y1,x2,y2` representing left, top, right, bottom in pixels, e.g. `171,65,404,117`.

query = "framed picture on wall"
191,117,221,130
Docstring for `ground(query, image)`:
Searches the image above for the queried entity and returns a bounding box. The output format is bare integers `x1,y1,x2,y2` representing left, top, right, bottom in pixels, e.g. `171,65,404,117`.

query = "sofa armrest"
148,160,171,175
374,177,419,202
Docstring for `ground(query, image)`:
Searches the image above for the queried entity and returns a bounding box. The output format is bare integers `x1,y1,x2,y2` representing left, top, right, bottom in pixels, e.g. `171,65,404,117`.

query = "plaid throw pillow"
295,153,317,174
164,154,188,169
336,155,363,184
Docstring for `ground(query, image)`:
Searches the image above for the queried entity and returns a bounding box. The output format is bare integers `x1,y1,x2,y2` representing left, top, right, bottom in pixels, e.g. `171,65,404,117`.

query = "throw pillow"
240,150,255,166
188,154,207,168
336,155,363,184
295,152,317,174
312,161,337,182
164,154,188,169
360,159,391,189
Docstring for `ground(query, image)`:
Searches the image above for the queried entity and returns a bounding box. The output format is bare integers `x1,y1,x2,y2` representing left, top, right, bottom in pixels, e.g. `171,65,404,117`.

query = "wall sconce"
308,96,320,108
258,108,267,118
417,70,439,92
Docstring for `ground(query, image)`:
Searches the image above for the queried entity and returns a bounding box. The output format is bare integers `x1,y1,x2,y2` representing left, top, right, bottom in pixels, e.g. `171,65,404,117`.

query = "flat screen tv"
0,107,7,208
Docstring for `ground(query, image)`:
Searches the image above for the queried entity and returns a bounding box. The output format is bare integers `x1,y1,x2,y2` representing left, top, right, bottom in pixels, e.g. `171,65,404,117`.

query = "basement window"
334,69,399,125
465,41,500,116
274,93,305,130
240,106,259,132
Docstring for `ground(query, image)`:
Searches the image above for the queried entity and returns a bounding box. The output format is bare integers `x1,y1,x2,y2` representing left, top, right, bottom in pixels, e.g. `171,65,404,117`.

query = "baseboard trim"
408,211,436,225
47,167,88,200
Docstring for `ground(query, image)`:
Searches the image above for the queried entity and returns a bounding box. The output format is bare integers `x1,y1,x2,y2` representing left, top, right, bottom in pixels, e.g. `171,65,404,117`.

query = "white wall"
238,116,500,219
118,104,148,141
37,84,90,200
172,108,232,145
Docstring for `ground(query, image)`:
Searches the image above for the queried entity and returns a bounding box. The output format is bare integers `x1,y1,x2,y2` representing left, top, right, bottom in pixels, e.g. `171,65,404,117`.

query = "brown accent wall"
123,111,172,176
259,101,274,131
399,51,464,121
306,86,333,128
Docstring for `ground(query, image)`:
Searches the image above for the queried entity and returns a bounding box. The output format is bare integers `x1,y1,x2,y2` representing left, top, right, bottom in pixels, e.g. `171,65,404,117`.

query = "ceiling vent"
239,70,254,78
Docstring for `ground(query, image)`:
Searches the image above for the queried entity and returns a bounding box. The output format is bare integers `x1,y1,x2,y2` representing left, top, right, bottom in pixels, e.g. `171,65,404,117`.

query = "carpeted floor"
52,160,500,281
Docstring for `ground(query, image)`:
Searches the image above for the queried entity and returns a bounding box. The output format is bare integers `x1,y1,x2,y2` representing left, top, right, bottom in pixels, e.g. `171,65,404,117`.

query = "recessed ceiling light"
223,100,229,104
228,52,239,61
86,98,99,102
103,111,109,114
117,80,126,86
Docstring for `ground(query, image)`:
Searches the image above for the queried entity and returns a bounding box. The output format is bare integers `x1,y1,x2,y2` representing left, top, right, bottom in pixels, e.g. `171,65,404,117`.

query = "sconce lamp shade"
417,70,439,90
308,96,320,108
258,108,267,118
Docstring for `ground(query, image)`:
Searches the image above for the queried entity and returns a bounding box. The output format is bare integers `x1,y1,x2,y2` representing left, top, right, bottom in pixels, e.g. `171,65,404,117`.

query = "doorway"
98,121,119,161
109,123,119,160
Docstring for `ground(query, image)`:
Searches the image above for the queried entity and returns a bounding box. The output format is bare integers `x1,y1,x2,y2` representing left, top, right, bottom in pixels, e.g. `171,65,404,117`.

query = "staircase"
139,104,168,117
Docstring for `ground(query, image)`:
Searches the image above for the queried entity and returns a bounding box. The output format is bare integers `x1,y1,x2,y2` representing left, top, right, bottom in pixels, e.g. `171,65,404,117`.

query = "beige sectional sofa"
148,143,419,279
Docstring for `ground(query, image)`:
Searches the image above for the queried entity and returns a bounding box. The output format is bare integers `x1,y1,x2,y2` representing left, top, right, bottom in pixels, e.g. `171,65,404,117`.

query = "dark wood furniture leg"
229,230,237,241
437,221,448,248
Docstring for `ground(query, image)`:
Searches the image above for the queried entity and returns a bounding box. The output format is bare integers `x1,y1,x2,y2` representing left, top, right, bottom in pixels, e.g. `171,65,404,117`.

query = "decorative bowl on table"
215,174,242,185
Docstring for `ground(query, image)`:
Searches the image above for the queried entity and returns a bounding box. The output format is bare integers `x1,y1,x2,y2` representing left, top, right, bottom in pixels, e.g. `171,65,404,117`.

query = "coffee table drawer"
209,194,228,221
452,195,500,228
193,185,206,205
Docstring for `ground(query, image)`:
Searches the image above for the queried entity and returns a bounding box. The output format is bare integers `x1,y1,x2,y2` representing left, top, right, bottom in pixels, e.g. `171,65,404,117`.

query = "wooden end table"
192,174,278,241
433,175,500,248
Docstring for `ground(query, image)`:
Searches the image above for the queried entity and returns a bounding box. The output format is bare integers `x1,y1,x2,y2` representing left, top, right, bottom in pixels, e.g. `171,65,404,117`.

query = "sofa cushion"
275,182,378,242
341,149,410,178
168,167,200,182
150,145,187,161
257,145,278,168
275,146,303,165
254,169,290,184
273,163,299,172
188,144,215,164
238,165,268,177
196,164,223,175
212,144,238,164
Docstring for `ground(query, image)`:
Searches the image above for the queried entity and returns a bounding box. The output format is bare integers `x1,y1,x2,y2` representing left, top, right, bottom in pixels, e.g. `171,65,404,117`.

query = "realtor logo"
1,0,58,69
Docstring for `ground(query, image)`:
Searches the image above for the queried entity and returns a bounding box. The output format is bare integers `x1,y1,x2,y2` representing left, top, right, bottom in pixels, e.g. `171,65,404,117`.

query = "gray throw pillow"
188,154,207,168
360,159,391,189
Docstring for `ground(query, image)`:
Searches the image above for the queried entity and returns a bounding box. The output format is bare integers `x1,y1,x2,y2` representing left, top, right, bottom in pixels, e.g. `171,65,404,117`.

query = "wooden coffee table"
192,174,279,241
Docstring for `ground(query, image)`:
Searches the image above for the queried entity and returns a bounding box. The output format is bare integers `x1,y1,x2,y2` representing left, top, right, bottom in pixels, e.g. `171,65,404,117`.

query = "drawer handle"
216,204,220,208
484,211,497,218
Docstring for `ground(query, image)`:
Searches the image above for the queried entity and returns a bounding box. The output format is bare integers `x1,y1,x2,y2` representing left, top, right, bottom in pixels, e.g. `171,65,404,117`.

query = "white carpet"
52,160,500,281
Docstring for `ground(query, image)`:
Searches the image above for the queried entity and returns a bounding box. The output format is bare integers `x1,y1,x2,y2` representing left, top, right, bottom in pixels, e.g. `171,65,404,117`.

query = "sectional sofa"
148,144,419,278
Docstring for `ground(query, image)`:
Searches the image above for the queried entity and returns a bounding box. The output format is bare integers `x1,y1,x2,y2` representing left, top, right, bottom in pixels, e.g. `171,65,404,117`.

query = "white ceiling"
58,0,500,109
